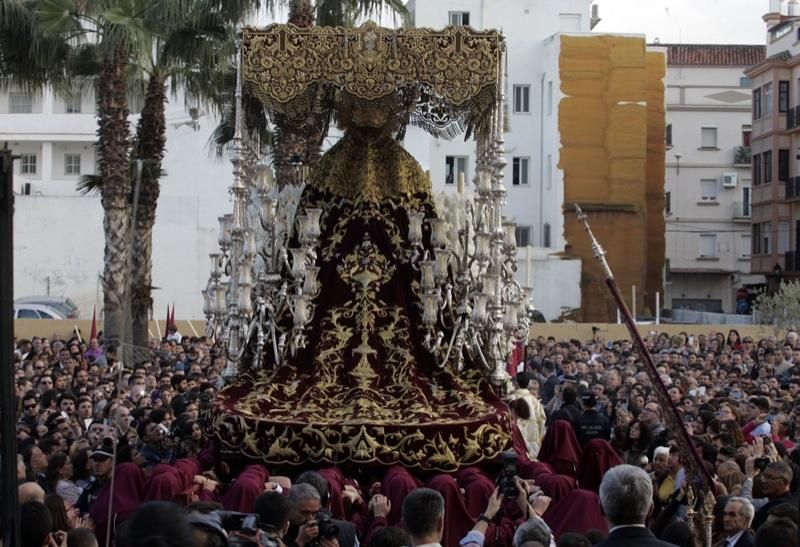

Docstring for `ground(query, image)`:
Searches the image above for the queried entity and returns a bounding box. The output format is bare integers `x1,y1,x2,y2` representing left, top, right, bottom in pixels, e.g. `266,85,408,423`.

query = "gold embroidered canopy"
241,22,505,140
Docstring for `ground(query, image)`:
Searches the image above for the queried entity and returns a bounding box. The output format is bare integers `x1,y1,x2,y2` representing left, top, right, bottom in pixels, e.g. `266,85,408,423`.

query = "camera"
308,510,339,547
754,457,770,472
218,511,278,547
496,450,519,498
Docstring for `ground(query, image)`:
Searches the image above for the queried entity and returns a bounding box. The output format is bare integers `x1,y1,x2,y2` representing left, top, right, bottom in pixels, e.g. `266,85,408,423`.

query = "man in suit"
596,464,677,547
720,497,755,547
402,488,445,547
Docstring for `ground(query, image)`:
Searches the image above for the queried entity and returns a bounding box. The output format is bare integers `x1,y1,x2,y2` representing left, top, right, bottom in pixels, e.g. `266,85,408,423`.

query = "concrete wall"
12,319,785,345
515,247,582,321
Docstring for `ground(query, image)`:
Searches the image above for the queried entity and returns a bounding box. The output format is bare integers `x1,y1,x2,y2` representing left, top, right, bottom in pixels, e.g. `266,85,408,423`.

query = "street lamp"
674,152,682,175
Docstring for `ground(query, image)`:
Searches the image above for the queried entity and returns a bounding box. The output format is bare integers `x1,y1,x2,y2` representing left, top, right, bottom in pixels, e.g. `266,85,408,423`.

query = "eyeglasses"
24,404,37,410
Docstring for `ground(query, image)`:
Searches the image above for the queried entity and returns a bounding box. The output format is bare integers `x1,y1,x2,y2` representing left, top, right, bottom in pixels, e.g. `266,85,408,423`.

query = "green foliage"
754,280,800,332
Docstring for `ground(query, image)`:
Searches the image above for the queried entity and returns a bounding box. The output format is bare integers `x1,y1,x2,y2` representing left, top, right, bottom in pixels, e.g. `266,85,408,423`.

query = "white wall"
516,247,582,321
12,94,233,319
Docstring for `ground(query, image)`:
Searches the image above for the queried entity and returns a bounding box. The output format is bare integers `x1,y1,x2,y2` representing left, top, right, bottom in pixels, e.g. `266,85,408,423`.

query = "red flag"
169,303,176,328
89,306,97,340
506,341,524,377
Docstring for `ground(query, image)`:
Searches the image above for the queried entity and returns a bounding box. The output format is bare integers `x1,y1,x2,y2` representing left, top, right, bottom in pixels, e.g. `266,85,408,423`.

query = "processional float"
202,22,537,471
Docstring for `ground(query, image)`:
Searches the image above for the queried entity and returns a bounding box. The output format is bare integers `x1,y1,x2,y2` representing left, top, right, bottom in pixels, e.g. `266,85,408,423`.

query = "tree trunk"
98,48,132,349
272,0,322,187
131,74,167,348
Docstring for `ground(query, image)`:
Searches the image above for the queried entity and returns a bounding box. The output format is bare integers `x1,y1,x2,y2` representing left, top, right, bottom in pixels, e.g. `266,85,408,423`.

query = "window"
763,222,772,254
740,234,752,259
515,226,531,247
20,154,37,175
764,150,772,183
754,88,762,119
512,157,530,186
779,81,790,113
742,125,751,147
547,81,553,116
779,149,790,181
699,234,717,257
778,221,790,253
700,179,718,201
448,11,470,26
17,309,40,319
65,93,81,113
665,124,673,147
740,77,752,88
753,224,761,254
9,92,33,113
543,223,552,248
513,85,530,114
665,191,671,214
753,153,761,185
764,82,773,115
742,186,751,216
64,153,81,176
546,154,552,189
445,155,468,185
701,127,718,149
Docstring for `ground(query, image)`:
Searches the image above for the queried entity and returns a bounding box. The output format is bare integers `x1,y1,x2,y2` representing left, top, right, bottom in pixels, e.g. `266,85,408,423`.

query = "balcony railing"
787,176,800,200
732,201,751,218
786,251,800,273
734,146,751,165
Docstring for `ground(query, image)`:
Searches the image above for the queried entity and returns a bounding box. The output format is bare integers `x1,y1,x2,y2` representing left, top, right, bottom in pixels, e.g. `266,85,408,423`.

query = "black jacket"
573,409,611,446
752,493,795,530
595,526,678,547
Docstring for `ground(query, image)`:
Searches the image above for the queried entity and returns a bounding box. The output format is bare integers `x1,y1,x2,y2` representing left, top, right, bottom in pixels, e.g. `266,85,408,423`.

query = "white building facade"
3,85,231,319
662,45,766,314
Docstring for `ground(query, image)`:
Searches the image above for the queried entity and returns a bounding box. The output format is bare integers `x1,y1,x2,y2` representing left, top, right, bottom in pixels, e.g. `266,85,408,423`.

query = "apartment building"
745,0,800,288
663,44,766,314
408,0,666,321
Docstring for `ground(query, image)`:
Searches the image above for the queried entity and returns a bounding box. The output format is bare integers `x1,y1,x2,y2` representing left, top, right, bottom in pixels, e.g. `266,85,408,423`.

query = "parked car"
13,296,80,319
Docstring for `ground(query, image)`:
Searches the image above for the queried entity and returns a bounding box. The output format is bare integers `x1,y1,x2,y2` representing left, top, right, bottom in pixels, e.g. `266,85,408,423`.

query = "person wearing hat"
573,393,611,447
74,440,115,515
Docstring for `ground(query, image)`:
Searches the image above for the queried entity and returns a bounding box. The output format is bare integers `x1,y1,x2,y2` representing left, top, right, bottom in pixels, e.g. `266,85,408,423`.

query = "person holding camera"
284,483,340,547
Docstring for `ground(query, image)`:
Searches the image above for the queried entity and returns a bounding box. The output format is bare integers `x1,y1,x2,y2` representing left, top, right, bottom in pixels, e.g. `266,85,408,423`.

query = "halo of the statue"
241,21,504,141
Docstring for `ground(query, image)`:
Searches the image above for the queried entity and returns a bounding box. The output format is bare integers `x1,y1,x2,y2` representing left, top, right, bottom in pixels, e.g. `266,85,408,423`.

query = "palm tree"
27,0,157,347
128,4,256,348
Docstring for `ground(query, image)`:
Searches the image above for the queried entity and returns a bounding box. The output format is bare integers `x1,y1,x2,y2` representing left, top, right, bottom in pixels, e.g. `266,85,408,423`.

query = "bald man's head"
18,482,45,504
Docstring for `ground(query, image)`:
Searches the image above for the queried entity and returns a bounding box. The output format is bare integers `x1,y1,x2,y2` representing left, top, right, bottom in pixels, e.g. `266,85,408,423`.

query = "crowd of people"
7,326,800,547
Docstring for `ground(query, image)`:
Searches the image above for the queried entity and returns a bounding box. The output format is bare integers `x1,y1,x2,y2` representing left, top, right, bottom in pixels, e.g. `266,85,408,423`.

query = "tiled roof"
652,44,766,66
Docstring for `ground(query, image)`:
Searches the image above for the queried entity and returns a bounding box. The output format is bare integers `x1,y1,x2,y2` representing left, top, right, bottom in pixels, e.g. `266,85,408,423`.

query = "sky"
592,0,766,45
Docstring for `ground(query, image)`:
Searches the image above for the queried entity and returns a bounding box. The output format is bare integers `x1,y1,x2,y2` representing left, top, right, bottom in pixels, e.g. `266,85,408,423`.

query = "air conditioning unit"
722,172,738,188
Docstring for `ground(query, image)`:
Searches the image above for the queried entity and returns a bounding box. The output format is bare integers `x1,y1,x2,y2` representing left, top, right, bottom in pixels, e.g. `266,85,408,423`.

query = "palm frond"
77,173,103,195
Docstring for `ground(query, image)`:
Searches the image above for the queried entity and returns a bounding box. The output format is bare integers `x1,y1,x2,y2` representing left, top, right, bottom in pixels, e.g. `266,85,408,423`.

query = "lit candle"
290,248,307,279
457,172,465,195
471,294,488,322
482,273,498,297
291,295,309,326
260,199,275,230
434,249,449,281
420,260,436,290
305,208,322,239
503,222,517,247
430,218,445,247
303,266,319,295
422,293,439,325
408,211,424,244
504,305,518,329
